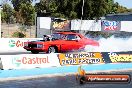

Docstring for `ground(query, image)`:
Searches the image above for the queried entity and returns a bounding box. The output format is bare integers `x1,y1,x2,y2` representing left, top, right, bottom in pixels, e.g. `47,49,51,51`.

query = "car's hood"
30,40,44,42
27,40,44,44
28,39,59,44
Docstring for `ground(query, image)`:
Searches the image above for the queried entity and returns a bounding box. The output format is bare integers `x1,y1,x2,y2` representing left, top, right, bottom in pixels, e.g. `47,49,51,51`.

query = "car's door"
61,34,83,51
73,35,84,50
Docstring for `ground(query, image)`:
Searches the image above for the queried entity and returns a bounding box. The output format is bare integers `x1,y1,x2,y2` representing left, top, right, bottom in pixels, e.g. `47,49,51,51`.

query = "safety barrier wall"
0,52,131,70
101,52,132,63
0,54,60,70
58,52,132,66
71,20,132,32
0,38,42,52
58,52,104,65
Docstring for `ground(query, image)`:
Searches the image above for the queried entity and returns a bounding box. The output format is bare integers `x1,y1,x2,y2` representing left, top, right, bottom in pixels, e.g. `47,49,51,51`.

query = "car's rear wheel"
31,50,39,54
48,46,57,53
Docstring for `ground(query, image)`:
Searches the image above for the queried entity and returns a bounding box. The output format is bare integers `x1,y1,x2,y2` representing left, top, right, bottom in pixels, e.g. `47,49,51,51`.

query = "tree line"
1,0,132,26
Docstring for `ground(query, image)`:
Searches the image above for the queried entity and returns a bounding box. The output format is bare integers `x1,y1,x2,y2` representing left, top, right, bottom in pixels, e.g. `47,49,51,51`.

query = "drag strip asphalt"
0,63,132,78
0,70,132,88
0,51,132,88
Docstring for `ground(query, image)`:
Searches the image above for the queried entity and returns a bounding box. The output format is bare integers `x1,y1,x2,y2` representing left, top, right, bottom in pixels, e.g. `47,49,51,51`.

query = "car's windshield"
52,33,65,40
51,33,80,40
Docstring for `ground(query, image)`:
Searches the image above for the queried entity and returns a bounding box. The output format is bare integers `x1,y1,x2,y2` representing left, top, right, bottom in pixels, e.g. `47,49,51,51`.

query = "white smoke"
85,36,132,52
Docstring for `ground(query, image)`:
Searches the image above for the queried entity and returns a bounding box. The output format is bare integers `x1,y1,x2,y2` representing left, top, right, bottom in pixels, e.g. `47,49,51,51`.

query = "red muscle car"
24,32,99,54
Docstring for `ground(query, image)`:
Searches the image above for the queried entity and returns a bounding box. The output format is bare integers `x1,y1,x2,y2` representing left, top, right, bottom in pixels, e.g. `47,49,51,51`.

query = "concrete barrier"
57,52,132,66
0,52,131,70
0,38,42,52
0,54,60,70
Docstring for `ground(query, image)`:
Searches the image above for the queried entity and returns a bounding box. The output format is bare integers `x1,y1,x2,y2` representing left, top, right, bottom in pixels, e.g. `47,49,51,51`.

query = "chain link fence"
1,23,36,38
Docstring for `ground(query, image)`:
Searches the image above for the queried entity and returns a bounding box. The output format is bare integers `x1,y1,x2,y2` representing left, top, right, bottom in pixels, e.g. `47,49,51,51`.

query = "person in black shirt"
43,35,50,41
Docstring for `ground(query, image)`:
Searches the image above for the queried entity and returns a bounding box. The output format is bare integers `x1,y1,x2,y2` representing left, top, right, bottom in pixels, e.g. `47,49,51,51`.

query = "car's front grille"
28,44,37,48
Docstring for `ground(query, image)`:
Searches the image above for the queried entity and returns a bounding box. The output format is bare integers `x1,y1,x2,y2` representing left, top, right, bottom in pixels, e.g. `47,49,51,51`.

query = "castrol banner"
0,38,42,52
0,54,60,70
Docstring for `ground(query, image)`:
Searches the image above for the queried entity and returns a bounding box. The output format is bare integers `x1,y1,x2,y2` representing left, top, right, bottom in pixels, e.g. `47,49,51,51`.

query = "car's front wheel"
48,46,57,53
31,50,39,54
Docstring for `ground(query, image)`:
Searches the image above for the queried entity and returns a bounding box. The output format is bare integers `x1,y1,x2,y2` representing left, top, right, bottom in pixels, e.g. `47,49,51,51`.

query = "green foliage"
48,0,58,12
35,0,49,13
105,0,115,14
1,3,14,23
1,10,6,23
2,0,131,25
11,0,33,11
9,0,35,25
128,8,132,12
12,31,26,38
19,25,27,33
51,13,66,18
69,11,78,19
36,0,113,20
83,0,107,19
19,3,35,25
112,2,130,14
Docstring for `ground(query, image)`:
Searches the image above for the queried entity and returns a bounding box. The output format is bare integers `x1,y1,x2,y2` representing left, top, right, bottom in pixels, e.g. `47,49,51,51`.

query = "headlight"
37,44,43,48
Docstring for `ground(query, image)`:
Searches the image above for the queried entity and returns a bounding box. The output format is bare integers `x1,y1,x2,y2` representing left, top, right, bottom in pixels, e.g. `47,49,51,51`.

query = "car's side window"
66,34,80,40
61,35,67,40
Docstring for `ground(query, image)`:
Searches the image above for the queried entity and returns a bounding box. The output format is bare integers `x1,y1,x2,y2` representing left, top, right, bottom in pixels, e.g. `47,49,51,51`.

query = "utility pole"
80,0,85,34
35,12,37,38
81,0,84,21
0,5,1,38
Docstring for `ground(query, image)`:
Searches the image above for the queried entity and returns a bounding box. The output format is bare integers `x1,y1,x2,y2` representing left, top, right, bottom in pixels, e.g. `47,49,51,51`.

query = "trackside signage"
12,56,49,67
101,20,121,31
58,52,104,66
0,54,60,69
108,52,132,63
9,39,28,48
0,38,42,52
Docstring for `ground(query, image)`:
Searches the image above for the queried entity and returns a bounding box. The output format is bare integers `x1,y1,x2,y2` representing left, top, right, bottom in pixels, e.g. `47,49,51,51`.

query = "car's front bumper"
23,46,45,52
